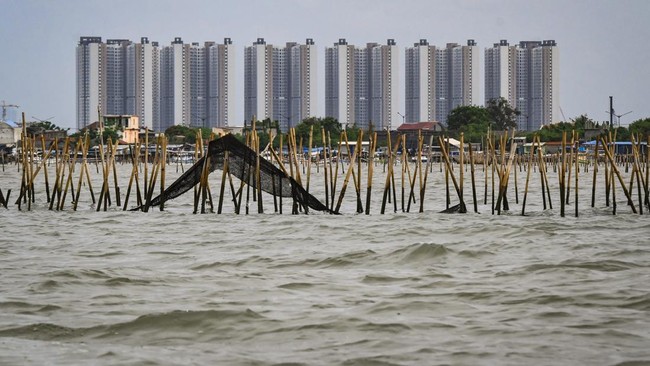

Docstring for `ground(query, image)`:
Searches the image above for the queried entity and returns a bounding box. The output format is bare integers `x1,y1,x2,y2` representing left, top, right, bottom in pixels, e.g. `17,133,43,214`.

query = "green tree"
485,97,520,130
294,117,343,146
629,118,650,139
446,105,490,131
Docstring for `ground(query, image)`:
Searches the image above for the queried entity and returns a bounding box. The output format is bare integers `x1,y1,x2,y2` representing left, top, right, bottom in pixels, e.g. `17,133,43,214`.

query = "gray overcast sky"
1,0,648,130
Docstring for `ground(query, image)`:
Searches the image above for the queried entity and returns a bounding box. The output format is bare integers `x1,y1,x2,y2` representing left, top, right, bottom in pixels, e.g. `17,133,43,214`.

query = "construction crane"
1,100,20,122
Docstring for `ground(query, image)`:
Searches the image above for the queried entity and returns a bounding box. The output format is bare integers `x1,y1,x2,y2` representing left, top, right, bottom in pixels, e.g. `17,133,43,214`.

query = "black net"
139,134,331,213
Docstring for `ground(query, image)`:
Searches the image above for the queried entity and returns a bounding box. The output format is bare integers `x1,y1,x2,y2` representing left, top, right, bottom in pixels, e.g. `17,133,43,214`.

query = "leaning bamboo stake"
521,135,537,215
645,136,650,209
419,134,435,213
322,128,329,212
591,139,600,207
631,135,644,215
495,133,517,215
122,144,138,210
438,136,466,212
469,140,478,213
330,135,343,212
559,131,566,217
381,129,395,214
218,150,229,214
573,131,579,217
59,137,82,210
334,131,361,214
306,126,313,192
365,132,377,215
40,135,51,202
256,131,263,214
401,134,406,212
159,135,166,211
600,136,637,213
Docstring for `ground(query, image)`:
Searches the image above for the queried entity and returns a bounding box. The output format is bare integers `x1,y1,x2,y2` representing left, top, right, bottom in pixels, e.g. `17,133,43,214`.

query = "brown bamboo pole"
355,132,363,214
59,137,82,210
217,150,229,214
591,139,600,207
330,134,342,212
469,140,478,213
365,132,377,215
41,135,51,203
438,135,466,212
334,131,361,214
401,134,406,212
159,135,166,211
306,125,313,192
419,134,435,213
631,135,644,215
559,131,566,217
381,129,394,214
322,127,329,211
256,131,263,214
600,136,637,213
143,128,150,200
573,131,580,217
458,132,465,209
495,133,517,215
645,136,650,209
521,135,537,215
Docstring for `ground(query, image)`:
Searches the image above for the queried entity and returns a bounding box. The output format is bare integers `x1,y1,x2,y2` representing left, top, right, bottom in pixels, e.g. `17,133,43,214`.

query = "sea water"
0,160,649,365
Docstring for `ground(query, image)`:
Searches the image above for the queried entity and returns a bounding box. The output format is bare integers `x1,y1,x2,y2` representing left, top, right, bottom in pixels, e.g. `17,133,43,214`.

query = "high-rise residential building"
287,39,317,130
207,38,235,128
245,38,316,131
326,39,399,130
160,37,189,130
405,39,436,123
405,39,479,125
244,38,273,126
78,36,233,132
325,39,355,129
76,37,104,130
105,39,131,116
485,39,559,130
126,37,160,130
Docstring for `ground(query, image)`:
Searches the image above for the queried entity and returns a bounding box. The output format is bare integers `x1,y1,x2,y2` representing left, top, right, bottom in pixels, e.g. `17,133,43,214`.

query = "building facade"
325,39,399,130
405,39,479,126
77,36,234,132
485,39,559,130
76,37,104,130
245,38,316,132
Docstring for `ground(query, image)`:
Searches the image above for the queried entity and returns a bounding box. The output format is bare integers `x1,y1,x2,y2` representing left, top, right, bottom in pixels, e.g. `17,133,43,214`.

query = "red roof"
396,122,441,131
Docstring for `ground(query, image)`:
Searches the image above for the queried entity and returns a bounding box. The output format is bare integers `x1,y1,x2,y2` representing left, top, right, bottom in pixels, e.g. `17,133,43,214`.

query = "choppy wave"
1,180,649,364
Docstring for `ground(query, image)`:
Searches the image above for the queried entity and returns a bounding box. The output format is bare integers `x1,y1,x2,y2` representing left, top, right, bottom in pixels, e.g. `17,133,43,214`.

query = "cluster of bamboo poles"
2,113,649,216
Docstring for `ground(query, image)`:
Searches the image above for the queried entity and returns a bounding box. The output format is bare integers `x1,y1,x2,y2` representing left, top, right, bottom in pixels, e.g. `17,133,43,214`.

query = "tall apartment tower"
160,37,235,130
76,37,104,130
207,38,235,128
326,39,399,130
245,38,316,131
78,36,233,132
126,37,160,130
244,38,273,125
325,39,356,129
160,37,189,130
405,39,436,123
485,39,559,130
286,39,317,130
405,39,479,125
105,39,132,115
369,40,400,130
